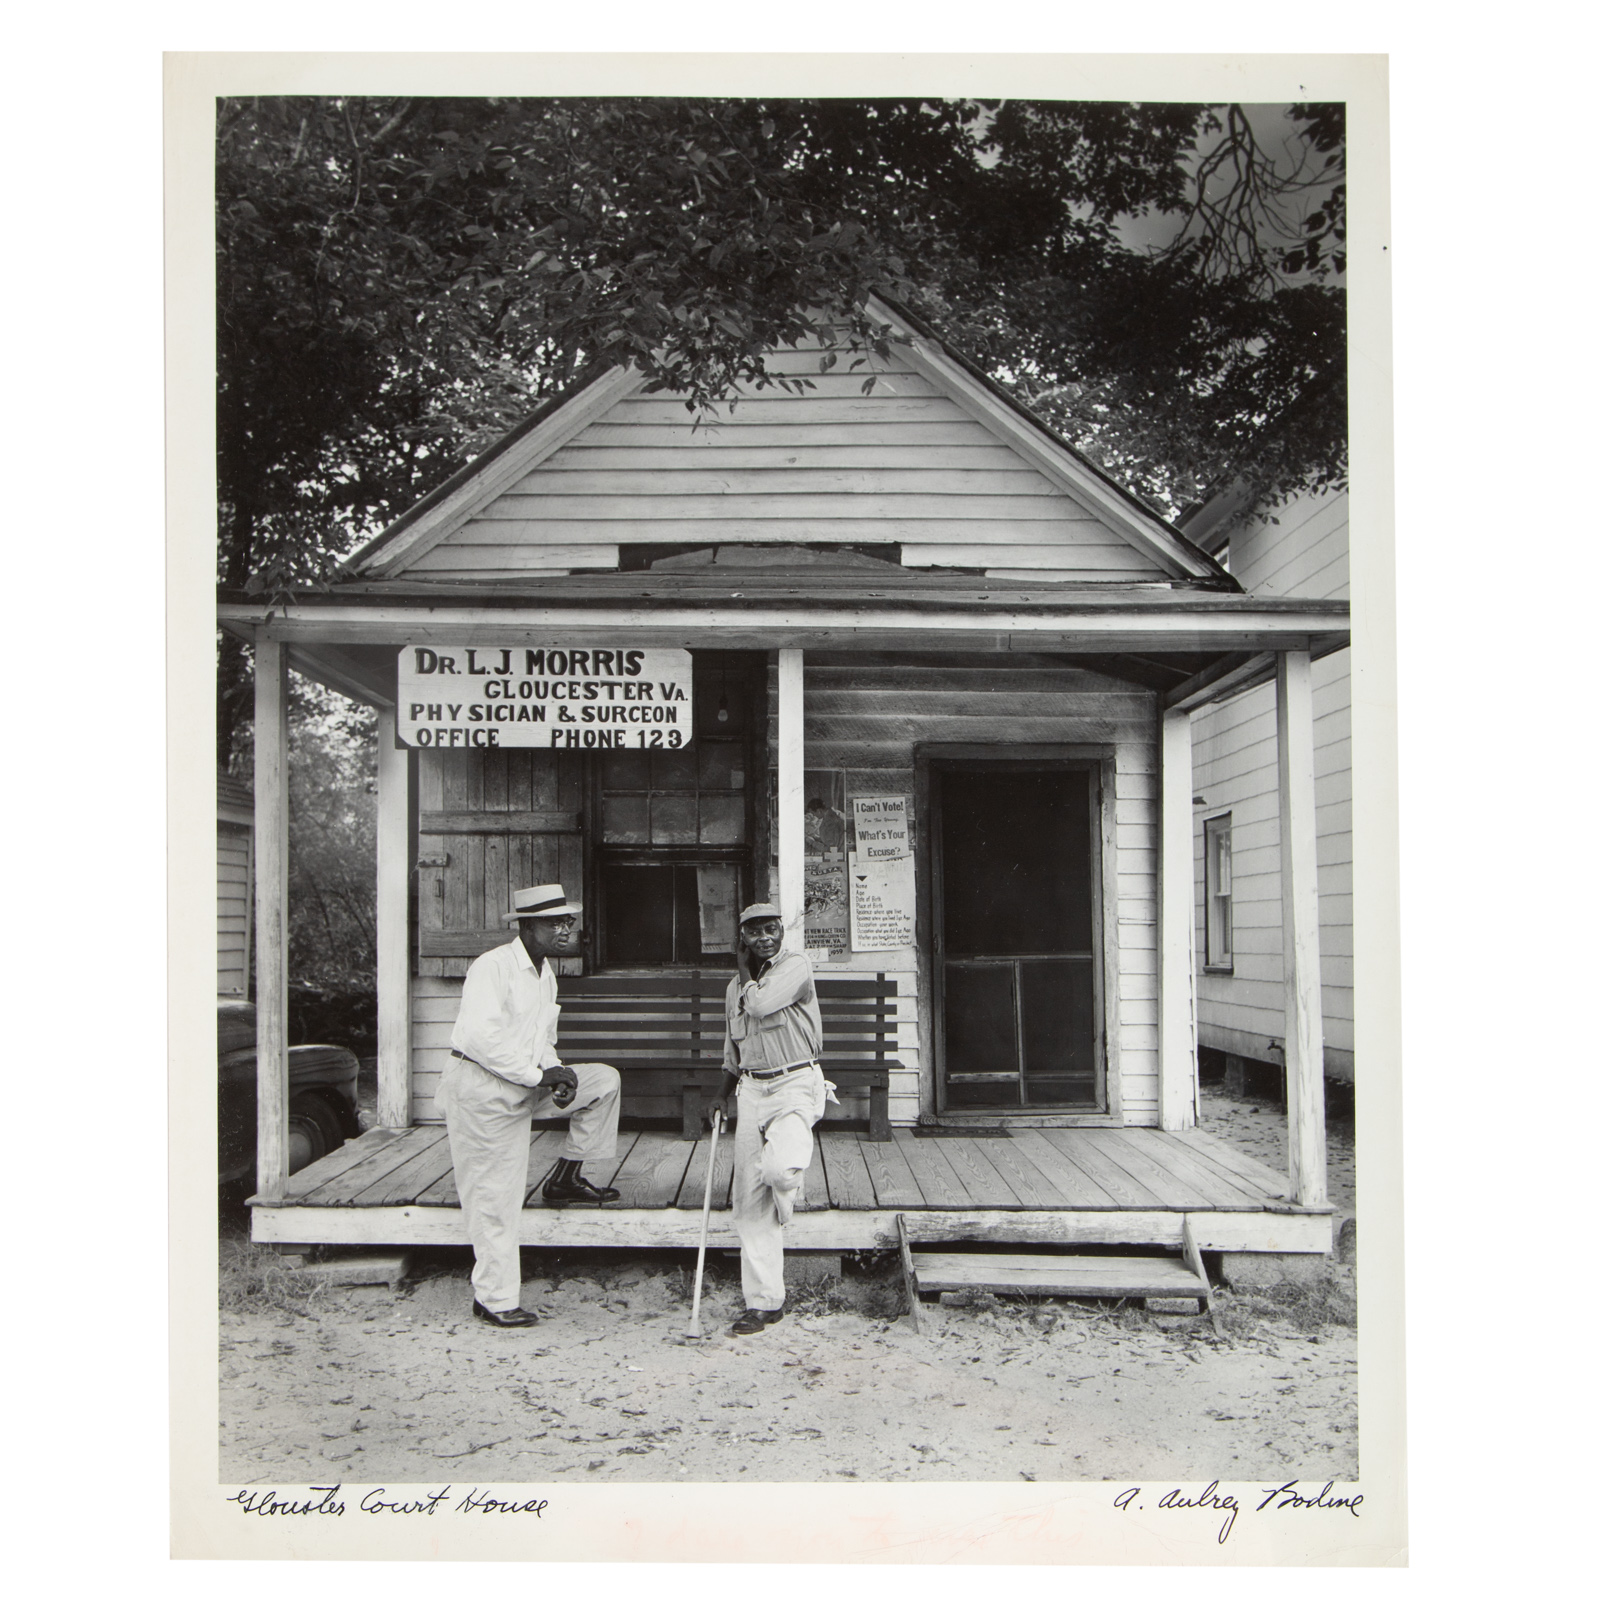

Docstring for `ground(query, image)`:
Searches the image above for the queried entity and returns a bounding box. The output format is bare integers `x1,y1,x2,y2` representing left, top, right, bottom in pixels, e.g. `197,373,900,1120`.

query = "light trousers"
731,1064,827,1311
436,1057,620,1312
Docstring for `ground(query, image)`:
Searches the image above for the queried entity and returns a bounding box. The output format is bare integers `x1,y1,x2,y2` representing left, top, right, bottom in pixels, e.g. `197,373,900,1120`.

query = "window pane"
602,795,650,844
1204,815,1234,969
697,742,743,791
599,749,650,790
698,794,745,844
650,795,698,845
602,864,675,964
650,748,697,790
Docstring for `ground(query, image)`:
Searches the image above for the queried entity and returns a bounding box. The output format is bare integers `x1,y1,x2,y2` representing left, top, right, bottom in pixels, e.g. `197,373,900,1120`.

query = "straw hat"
502,884,582,922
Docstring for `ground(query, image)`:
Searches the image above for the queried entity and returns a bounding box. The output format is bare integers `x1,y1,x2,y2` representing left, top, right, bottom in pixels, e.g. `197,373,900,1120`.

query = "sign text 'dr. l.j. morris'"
396,646,694,750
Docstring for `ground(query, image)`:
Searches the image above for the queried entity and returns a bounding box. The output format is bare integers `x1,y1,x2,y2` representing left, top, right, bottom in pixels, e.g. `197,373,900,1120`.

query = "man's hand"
541,1064,579,1108
704,1095,732,1133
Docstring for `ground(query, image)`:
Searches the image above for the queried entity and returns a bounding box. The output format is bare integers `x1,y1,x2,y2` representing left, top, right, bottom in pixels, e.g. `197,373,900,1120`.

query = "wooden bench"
556,972,899,1141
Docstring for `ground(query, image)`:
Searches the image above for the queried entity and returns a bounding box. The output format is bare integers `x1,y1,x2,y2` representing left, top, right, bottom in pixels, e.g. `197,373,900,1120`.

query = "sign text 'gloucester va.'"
397,646,694,749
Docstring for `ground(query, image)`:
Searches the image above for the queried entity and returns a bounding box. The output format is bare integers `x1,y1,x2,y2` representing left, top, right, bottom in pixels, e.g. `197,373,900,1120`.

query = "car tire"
286,1092,346,1175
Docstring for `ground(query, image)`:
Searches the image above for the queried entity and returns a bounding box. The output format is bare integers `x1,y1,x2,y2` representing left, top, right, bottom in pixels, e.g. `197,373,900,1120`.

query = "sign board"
397,645,693,749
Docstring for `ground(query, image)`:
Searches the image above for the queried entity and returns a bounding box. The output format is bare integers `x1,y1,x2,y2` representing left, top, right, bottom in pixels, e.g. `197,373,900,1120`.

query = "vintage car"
218,1001,362,1185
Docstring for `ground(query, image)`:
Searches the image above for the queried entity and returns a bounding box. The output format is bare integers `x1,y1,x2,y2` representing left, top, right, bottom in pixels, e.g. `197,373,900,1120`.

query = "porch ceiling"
222,558,1346,712
219,569,1348,710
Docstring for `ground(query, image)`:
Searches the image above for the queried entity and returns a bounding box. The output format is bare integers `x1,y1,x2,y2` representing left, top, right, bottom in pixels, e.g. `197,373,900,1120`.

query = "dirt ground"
218,1085,1357,1485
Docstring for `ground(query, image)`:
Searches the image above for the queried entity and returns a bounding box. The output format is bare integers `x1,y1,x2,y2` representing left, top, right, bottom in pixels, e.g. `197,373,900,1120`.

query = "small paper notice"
848,850,914,950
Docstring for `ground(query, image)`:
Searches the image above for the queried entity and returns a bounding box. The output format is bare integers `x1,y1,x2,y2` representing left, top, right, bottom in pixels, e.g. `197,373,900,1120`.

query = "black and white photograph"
165,49,1406,1565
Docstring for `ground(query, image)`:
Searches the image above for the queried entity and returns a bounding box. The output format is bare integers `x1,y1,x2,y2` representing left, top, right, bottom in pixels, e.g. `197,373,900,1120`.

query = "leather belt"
742,1060,817,1082
450,1049,483,1067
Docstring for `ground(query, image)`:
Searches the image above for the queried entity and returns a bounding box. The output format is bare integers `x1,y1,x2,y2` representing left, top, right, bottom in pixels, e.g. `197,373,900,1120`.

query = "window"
594,653,759,967
1204,813,1233,972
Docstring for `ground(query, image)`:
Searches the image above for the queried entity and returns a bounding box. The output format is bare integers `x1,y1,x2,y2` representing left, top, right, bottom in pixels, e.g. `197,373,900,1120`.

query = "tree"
217,96,1345,764
234,672,379,1045
284,681,378,991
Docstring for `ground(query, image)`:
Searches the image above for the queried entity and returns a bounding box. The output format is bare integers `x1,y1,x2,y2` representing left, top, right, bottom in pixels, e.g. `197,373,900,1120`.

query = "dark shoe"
541,1172,620,1207
473,1301,539,1328
729,1307,784,1335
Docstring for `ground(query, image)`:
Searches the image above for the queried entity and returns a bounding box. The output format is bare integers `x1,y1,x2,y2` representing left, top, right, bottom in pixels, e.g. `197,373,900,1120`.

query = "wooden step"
910,1250,1209,1304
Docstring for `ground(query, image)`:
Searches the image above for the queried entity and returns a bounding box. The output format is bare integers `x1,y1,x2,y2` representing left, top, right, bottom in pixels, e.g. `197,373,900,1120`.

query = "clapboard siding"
901,542,1166,571
1231,491,1349,601
410,543,620,573
217,823,252,999
415,339,1172,582
799,654,1161,1123
1191,488,1352,1076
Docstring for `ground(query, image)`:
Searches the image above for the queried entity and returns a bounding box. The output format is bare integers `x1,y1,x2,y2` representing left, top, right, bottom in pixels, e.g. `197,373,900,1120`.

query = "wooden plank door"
416,747,585,978
932,763,1102,1110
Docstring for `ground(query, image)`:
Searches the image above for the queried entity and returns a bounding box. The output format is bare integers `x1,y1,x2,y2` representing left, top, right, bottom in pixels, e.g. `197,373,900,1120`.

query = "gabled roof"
339,294,1235,590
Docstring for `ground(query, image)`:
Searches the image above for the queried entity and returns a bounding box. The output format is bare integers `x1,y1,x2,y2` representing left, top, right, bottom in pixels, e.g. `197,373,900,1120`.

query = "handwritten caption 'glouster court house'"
397,645,694,749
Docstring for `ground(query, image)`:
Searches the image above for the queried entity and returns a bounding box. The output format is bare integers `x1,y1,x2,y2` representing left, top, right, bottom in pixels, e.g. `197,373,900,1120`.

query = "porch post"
1276,650,1328,1207
253,638,290,1202
777,648,805,937
375,707,412,1129
1158,704,1199,1130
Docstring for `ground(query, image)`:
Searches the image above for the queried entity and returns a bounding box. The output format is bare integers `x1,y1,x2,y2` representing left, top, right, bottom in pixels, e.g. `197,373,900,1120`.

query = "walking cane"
687,1107,722,1339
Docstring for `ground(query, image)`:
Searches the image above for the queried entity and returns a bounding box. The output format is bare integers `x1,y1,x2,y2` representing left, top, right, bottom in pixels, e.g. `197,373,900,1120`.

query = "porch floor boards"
266,1123,1295,1216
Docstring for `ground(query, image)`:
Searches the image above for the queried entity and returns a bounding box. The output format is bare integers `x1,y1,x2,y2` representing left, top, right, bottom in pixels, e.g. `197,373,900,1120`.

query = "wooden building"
1182,488,1354,1083
219,298,1349,1265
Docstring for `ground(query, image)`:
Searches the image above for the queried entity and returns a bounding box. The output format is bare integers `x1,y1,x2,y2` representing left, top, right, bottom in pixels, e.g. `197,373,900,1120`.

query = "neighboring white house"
1184,487,1353,1082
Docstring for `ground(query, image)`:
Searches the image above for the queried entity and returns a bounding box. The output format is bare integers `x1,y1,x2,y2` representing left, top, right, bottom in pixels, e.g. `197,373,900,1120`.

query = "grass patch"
218,1238,330,1319
787,1276,854,1316
1209,1271,1357,1339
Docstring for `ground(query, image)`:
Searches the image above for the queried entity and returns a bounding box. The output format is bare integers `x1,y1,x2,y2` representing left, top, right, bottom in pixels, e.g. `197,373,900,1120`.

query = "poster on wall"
396,644,693,749
847,794,914,950
848,850,915,951
804,771,850,959
851,794,909,860
804,851,849,959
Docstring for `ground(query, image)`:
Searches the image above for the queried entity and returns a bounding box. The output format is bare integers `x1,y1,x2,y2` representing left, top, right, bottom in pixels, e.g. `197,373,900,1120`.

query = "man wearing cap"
437,884,621,1328
706,903,831,1335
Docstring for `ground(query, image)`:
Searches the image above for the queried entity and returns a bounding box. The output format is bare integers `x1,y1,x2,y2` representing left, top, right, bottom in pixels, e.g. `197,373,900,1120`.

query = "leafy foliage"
235,670,377,995
285,680,377,989
217,96,1347,758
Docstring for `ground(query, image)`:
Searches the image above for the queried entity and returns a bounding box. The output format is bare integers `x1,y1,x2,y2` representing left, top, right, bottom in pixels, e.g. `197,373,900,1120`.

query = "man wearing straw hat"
437,884,621,1328
705,903,833,1335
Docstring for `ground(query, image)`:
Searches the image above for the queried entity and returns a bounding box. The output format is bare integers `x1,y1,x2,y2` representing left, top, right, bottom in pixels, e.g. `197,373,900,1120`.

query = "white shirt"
450,936,563,1088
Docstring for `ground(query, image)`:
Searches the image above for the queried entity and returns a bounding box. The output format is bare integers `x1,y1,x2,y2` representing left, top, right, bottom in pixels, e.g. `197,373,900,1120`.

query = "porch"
248,1121,1333,1255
